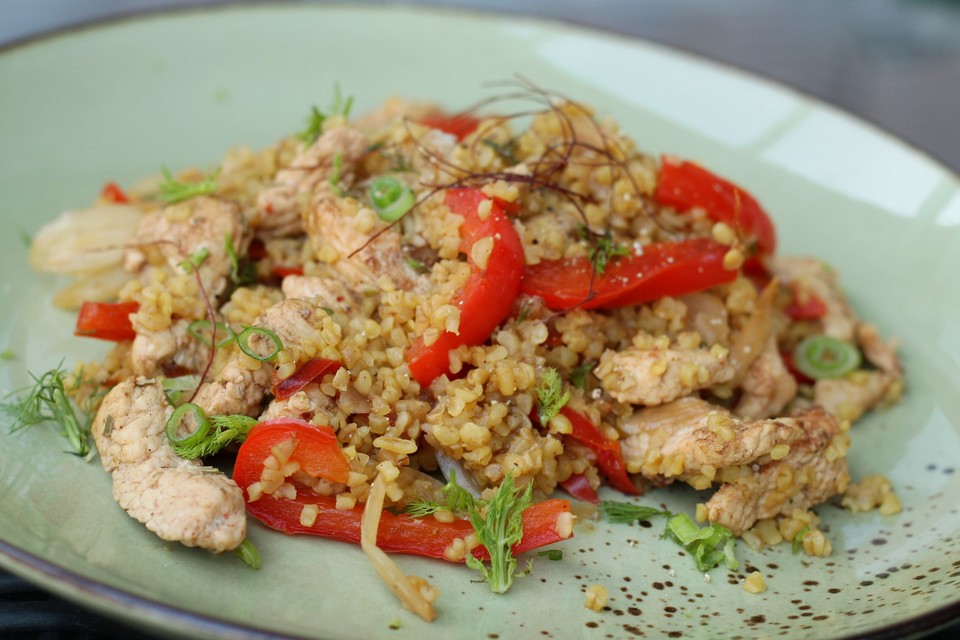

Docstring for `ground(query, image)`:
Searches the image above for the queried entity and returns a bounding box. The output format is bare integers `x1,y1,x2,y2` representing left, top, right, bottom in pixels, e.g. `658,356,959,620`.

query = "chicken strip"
123,196,247,300
813,370,895,423
596,344,735,406
619,402,848,535
281,274,363,314
734,336,797,419
130,317,213,377
304,193,416,291
256,126,368,237
192,298,337,417
91,377,246,552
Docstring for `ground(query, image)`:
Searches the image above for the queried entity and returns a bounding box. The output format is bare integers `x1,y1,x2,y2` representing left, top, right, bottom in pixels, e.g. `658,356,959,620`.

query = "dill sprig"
406,471,536,594
2,367,91,457
298,83,355,144
166,406,258,460
536,367,570,424
568,360,596,391
465,473,534,594
587,230,630,276
598,500,672,524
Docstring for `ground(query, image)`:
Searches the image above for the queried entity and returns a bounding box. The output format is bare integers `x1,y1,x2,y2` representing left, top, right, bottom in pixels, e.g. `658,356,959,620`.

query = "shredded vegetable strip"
360,474,437,622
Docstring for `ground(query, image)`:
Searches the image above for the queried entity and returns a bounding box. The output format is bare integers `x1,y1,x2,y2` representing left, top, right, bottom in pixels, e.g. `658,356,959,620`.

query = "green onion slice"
369,176,415,222
792,335,861,380
165,402,211,448
236,326,283,361
188,320,236,348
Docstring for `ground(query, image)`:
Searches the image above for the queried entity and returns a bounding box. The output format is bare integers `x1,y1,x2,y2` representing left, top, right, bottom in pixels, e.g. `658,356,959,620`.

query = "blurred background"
2,1,959,638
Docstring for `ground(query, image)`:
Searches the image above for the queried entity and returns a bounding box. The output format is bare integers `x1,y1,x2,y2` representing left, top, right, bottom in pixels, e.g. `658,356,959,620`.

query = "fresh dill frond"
405,470,476,518
403,499,446,518
2,367,91,457
598,500,672,524
298,84,354,144
464,473,533,594
588,230,630,276
167,408,257,460
158,166,219,204
536,367,570,425
568,360,596,391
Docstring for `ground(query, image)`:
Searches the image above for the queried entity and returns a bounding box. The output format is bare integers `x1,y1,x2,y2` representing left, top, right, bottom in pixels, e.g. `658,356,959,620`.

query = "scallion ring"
792,335,861,380
188,319,236,349
236,326,283,362
369,176,415,222
166,402,211,448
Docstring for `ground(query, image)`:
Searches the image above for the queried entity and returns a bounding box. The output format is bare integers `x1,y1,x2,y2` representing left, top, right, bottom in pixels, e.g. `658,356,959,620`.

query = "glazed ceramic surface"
1,5,959,639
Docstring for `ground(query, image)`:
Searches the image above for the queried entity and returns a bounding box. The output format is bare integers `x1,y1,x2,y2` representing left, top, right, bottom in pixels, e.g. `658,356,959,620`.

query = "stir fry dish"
11,81,904,618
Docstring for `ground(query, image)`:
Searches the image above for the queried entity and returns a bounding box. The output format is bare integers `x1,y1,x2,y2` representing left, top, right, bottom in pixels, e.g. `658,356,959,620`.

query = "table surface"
2,1,959,639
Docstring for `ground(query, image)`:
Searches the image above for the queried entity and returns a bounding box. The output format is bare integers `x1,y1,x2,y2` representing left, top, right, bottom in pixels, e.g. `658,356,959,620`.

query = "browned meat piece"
281,274,362,314
596,345,735,406
618,396,720,474
304,194,416,291
813,371,895,422
855,323,902,377
256,127,368,237
91,377,246,552
620,402,848,535
734,336,797,419
123,196,247,300
130,317,212,376
192,298,333,417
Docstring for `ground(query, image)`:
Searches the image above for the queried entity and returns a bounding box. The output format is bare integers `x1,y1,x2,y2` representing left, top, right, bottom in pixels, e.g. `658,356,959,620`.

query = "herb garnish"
584,228,630,276
2,367,91,457
536,367,570,425
406,471,535,594
599,501,738,572
165,401,257,459
298,84,355,144
569,360,596,391
597,500,672,524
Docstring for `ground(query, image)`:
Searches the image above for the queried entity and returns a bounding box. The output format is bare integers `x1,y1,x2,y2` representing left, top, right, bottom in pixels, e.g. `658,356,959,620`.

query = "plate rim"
1,2,958,639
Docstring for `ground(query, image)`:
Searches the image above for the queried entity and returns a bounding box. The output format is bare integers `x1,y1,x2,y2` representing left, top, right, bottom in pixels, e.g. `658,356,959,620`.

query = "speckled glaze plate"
1,4,959,640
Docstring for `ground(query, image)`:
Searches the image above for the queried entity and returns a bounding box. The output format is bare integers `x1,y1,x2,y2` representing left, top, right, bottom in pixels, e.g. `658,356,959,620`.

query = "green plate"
2,4,959,639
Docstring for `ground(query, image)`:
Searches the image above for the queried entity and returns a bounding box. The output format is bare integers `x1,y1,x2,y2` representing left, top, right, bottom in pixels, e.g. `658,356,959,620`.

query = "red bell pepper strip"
235,486,571,562
406,189,525,386
520,238,736,311
562,408,638,496
273,358,343,401
74,301,139,342
780,349,815,385
654,157,777,255
785,288,827,320
559,473,600,504
419,111,481,140
270,265,305,278
236,418,351,484
100,182,129,204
